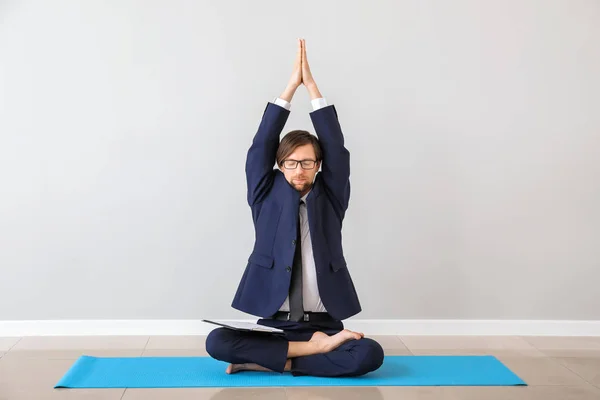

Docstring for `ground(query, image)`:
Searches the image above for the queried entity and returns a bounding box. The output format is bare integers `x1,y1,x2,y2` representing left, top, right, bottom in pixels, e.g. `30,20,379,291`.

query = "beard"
291,178,312,193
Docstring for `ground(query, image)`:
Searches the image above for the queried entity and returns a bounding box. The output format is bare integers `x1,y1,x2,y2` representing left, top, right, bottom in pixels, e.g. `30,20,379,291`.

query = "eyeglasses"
282,159,318,170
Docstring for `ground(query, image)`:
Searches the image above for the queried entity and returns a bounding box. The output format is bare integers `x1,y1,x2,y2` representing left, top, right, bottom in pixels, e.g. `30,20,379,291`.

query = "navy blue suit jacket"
231,102,362,320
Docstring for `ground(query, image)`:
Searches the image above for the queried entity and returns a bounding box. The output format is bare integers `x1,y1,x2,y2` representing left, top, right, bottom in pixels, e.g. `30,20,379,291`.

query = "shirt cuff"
311,97,328,111
272,97,292,111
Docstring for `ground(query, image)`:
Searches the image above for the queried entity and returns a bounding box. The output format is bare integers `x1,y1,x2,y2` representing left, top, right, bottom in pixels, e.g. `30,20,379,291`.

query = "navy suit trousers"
205,318,384,377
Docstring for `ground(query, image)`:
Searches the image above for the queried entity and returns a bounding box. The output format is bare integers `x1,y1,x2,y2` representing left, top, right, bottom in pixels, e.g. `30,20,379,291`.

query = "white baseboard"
1,319,600,336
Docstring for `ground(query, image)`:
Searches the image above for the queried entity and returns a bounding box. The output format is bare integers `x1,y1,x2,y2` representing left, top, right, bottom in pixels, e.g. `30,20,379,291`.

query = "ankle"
315,337,331,354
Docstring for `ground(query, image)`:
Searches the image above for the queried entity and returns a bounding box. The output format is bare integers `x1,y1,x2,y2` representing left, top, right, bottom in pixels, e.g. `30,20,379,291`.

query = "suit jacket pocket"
330,255,347,272
248,252,274,269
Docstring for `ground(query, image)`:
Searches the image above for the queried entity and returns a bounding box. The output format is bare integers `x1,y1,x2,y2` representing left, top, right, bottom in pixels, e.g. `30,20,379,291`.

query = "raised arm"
245,39,303,206
310,105,350,215
302,39,351,215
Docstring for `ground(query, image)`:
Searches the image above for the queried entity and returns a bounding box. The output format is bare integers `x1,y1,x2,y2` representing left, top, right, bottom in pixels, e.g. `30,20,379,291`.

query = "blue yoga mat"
55,355,526,388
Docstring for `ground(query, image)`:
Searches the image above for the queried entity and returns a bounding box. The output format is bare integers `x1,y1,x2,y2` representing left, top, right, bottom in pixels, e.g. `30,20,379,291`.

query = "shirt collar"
300,191,310,203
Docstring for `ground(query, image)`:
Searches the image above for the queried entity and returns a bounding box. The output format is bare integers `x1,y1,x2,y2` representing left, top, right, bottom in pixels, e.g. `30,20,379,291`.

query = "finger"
302,39,307,59
302,40,309,67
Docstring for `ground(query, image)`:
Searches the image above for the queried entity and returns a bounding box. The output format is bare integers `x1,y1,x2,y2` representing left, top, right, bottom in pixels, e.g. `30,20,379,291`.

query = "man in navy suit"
206,39,384,377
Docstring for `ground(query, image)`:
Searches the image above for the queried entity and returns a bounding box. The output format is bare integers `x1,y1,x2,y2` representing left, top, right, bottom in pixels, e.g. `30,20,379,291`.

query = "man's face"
279,144,321,197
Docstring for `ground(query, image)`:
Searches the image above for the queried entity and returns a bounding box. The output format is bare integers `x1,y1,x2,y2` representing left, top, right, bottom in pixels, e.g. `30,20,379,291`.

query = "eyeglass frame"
281,159,319,170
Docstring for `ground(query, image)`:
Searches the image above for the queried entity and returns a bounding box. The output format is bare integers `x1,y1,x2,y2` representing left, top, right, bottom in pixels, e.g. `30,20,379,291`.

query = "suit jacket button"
292,239,296,245
286,266,292,272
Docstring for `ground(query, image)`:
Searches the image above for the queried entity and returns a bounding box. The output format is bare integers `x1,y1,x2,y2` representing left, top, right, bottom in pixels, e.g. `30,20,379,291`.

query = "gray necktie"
289,200,304,321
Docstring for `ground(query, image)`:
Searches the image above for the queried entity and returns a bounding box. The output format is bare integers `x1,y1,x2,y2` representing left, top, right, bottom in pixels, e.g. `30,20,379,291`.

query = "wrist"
280,84,298,103
306,83,322,100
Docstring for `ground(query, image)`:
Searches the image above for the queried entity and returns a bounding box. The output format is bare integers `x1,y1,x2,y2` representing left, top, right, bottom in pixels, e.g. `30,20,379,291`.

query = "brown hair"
276,130,323,166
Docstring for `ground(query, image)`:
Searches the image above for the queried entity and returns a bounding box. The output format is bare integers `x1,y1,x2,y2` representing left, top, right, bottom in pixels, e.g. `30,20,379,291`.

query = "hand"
288,38,303,89
300,39,322,100
279,39,303,102
300,39,316,88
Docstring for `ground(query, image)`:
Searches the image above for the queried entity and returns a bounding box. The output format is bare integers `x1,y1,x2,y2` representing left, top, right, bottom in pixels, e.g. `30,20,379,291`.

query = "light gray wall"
1,0,599,321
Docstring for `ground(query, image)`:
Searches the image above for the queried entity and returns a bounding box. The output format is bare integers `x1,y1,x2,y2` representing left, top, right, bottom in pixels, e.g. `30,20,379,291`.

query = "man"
206,39,384,377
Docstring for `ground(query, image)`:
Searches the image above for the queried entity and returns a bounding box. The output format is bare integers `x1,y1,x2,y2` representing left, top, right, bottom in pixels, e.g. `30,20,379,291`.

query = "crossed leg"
206,328,384,377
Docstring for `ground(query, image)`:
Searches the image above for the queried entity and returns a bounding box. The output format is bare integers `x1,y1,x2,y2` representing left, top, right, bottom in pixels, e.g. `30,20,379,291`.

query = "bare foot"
320,329,364,352
226,363,272,374
309,331,329,341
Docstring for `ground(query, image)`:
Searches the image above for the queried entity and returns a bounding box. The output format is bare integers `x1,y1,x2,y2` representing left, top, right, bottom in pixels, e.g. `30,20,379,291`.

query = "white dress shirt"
272,96,329,313
272,97,328,112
